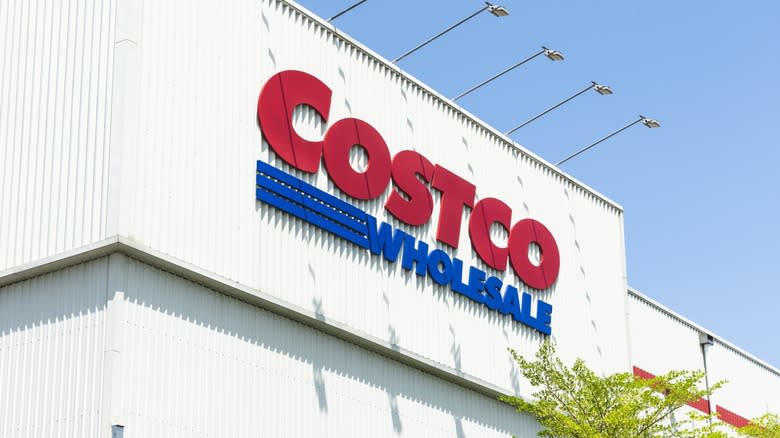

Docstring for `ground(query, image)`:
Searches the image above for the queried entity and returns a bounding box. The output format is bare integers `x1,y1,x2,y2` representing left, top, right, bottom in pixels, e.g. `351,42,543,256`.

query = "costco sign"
256,70,560,334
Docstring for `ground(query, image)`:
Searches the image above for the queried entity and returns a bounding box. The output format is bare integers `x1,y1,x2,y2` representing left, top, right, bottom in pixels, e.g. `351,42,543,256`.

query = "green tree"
736,413,780,437
500,341,726,438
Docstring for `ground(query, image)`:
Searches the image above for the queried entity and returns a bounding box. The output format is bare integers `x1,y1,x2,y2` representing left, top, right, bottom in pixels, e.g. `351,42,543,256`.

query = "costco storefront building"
1,0,778,436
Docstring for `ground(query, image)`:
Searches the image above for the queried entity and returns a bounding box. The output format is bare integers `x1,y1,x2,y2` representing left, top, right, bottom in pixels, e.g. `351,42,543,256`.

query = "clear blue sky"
297,0,780,368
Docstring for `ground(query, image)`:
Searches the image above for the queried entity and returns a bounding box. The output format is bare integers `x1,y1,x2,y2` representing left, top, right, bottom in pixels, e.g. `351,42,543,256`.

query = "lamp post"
506,81,613,135
555,115,661,166
453,46,564,101
392,2,510,64
328,0,370,22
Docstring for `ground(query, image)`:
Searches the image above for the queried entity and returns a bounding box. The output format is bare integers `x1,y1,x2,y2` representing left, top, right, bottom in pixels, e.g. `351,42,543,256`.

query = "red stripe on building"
632,366,710,414
716,405,750,428
687,397,710,414
632,366,655,380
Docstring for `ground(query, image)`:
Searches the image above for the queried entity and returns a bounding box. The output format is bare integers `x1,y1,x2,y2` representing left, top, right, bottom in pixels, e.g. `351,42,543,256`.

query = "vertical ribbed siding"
112,256,541,437
628,291,780,427
707,341,780,421
0,0,115,271
0,258,107,437
119,0,630,397
624,294,713,432
627,293,705,373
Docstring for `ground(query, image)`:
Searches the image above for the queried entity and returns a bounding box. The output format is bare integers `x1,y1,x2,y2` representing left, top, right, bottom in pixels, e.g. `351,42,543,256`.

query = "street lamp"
453,46,564,101
505,81,613,135
555,115,661,166
392,2,510,64
328,0,370,22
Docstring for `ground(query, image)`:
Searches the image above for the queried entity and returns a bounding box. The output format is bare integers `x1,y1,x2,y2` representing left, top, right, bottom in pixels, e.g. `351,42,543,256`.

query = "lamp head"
592,82,613,95
486,2,510,17
542,46,565,61
640,115,661,128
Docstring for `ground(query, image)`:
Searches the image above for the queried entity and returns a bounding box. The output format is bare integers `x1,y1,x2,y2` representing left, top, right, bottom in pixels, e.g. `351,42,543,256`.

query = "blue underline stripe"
256,172,368,234
257,160,366,220
256,188,370,249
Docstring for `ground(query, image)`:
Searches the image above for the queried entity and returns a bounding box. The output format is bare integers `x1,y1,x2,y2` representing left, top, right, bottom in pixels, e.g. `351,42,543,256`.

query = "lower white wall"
708,341,780,421
0,253,540,437
111,255,539,437
6,252,778,437
0,258,108,438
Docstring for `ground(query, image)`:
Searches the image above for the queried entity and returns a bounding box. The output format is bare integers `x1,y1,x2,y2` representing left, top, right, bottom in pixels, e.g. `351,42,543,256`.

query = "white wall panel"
628,290,780,430
627,292,705,374
0,258,108,438
118,0,631,397
110,255,540,437
708,341,780,421
0,0,116,271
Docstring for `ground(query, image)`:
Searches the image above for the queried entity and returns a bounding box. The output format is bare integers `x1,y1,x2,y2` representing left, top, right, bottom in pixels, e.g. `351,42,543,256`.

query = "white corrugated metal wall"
109,253,541,437
0,0,116,272
628,290,780,430
627,292,705,374
1,254,543,437
0,258,108,437
708,341,780,422
627,292,712,432
4,255,779,437
0,0,632,403
116,0,631,398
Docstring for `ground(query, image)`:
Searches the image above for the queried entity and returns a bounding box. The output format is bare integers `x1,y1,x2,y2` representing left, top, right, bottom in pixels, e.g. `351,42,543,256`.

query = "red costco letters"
258,70,560,289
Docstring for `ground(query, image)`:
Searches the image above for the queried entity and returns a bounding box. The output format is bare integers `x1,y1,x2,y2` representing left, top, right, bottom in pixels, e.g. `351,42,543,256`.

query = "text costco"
257,70,561,334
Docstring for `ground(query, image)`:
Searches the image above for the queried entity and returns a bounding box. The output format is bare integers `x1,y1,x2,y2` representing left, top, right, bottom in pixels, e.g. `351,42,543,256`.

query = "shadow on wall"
113,255,539,436
0,254,542,436
0,258,109,335
0,258,110,437
204,253,542,434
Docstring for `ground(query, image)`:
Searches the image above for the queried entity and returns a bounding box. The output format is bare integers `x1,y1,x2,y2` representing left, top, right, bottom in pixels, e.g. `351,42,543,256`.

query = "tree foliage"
737,413,780,438
500,341,726,438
